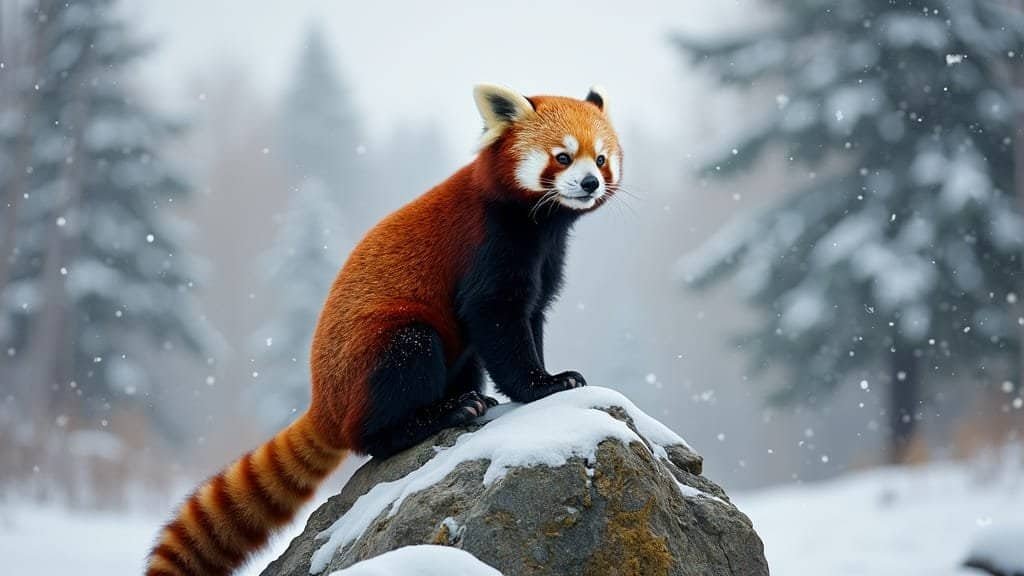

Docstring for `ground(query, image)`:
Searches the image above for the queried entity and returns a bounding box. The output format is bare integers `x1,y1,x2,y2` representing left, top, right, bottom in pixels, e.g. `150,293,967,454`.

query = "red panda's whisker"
607,185,641,201
530,189,559,222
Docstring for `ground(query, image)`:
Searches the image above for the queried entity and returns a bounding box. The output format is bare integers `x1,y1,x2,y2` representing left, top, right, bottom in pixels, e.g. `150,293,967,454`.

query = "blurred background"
2,0,1024,574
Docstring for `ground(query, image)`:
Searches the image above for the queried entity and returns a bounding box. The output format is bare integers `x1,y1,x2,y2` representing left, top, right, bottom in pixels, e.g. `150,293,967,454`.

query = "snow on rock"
310,386,690,573
965,524,1024,576
262,385,767,576
328,545,500,576
673,478,726,504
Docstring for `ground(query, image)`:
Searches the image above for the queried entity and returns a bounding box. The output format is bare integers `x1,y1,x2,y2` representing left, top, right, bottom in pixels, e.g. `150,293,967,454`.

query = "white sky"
133,0,756,152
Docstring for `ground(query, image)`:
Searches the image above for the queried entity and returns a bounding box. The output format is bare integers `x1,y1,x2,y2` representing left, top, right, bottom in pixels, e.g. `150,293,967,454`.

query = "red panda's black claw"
518,370,588,402
448,391,494,422
554,370,587,390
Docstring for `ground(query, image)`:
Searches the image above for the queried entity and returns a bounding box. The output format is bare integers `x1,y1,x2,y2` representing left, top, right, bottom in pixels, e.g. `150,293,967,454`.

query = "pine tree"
677,0,1024,462
278,26,365,222
249,180,346,430
0,0,211,427
247,27,359,431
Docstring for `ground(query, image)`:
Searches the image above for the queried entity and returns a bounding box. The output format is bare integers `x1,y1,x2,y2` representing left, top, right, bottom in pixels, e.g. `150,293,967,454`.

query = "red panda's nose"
581,174,600,194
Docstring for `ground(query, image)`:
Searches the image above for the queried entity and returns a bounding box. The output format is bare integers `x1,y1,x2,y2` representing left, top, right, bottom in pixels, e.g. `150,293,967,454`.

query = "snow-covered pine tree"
247,27,359,432
0,0,211,427
249,179,346,430
278,26,366,223
677,0,1024,462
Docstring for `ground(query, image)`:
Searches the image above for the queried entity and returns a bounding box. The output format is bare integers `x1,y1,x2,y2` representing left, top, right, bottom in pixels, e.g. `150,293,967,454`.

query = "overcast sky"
134,1,755,153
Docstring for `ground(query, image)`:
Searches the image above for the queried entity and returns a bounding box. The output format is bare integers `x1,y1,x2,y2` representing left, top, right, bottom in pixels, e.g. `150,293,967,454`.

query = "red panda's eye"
596,154,606,167
555,152,572,166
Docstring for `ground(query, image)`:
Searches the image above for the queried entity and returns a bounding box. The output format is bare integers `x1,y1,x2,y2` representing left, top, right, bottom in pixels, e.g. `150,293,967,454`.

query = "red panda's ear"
473,83,536,147
585,85,608,113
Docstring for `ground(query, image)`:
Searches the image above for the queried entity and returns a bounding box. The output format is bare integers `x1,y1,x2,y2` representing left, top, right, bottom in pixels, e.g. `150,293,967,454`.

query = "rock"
262,387,768,576
964,524,1024,576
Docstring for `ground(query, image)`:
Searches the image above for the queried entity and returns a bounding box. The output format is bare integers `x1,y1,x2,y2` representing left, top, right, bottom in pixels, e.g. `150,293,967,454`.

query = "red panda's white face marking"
548,143,603,210
474,84,622,212
514,149,549,192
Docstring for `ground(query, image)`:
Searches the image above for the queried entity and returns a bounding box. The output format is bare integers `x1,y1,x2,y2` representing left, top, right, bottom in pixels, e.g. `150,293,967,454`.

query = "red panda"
146,84,622,576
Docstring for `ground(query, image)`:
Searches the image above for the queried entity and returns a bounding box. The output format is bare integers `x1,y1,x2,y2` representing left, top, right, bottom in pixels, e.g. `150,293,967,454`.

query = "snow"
910,148,948,186
65,259,121,299
438,516,463,543
328,545,501,576
738,461,1024,576
966,524,1024,575
310,386,689,574
812,211,879,267
779,285,828,334
852,243,936,313
881,14,949,51
729,38,787,78
673,479,725,505
825,82,883,134
676,212,757,286
780,100,817,132
0,505,158,574
942,150,992,212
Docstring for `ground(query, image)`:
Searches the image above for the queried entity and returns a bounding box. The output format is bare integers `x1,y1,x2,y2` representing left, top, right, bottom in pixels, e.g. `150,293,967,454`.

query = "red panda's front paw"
525,370,587,401
551,370,587,390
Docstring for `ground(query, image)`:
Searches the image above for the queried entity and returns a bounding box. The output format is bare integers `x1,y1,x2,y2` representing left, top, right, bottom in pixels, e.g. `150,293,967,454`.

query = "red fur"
309,165,488,449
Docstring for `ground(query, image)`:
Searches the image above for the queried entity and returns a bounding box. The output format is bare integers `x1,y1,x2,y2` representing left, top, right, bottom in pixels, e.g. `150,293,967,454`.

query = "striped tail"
146,413,348,576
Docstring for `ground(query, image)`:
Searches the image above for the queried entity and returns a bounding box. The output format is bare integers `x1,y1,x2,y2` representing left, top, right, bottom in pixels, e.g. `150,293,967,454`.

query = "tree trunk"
0,0,47,294
888,342,920,464
20,0,87,469
1013,0,1024,407
1015,12,1024,393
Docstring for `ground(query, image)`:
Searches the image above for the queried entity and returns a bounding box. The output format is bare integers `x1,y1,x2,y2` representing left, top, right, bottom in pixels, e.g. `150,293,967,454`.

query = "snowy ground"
735,461,1024,576
1,460,1021,575
0,497,309,575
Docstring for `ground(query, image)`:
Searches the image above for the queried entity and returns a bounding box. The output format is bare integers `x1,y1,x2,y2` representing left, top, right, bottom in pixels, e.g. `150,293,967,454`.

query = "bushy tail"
146,413,348,576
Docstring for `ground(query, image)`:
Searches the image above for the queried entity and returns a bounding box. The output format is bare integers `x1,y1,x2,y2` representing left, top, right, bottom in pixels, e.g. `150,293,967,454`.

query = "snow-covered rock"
964,524,1024,576
261,386,768,576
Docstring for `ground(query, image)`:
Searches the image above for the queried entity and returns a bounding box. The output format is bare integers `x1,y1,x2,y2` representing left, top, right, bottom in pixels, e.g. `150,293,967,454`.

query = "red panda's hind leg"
356,323,494,458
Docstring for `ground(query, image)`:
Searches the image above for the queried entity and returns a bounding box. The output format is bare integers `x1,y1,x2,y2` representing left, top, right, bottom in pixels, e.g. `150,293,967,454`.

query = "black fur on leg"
357,324,496,459
357,323,448,457
447,348,485,397
456,200,585,402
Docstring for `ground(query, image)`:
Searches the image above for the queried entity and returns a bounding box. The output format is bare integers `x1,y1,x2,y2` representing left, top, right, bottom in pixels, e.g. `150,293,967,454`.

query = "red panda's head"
473,84,622,212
